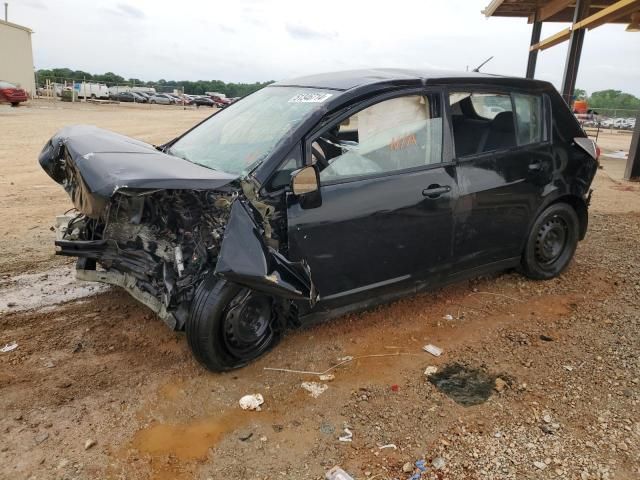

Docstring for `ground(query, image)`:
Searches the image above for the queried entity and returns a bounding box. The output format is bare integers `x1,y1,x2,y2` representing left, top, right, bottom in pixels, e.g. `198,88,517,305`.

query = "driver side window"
311,94,443,182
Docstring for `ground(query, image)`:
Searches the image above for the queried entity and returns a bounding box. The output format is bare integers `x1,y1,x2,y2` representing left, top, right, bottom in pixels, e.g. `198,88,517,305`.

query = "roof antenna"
472,56,494,72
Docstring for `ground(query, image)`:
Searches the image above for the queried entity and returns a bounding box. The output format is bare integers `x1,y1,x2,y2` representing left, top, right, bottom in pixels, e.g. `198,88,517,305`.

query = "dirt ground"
1,100,639,480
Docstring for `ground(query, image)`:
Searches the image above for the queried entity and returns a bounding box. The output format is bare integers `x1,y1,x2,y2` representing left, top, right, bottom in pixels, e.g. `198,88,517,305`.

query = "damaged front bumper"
76,267,180,329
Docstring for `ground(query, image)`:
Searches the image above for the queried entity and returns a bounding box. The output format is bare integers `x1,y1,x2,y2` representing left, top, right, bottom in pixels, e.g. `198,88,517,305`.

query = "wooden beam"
538,0,574,21
530,0,640,51
530,27,572,50
482,0,506,17
574,0,640,29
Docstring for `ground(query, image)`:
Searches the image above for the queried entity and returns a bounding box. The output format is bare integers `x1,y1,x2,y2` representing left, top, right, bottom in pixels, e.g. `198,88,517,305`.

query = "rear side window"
449,92,516,156
513,93,543,145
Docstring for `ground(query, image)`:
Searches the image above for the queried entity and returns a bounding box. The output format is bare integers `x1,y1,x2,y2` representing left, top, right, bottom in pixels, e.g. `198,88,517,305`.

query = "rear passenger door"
448,89,552,271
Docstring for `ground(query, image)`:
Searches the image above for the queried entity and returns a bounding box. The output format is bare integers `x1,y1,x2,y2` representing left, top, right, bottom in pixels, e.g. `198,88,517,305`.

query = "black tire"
10,102,19,107
520,202,579,280
187,276,282,371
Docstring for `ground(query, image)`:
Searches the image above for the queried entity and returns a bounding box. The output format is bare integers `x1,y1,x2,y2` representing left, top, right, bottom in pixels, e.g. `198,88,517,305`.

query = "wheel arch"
524,192,589,251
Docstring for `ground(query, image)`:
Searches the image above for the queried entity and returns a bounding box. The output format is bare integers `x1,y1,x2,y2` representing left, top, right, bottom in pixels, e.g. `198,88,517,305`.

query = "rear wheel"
10,102,19,107
186,275,282,371
520,203,579,280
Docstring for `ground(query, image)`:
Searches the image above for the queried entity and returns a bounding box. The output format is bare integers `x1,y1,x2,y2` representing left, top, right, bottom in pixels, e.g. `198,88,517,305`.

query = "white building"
0,19,36,97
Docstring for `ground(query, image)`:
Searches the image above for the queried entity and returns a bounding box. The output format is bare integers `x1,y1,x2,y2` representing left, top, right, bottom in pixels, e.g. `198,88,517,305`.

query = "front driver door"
286,89,458,310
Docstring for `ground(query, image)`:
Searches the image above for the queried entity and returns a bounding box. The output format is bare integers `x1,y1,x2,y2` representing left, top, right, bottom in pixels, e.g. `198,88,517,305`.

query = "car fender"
214,200,318,304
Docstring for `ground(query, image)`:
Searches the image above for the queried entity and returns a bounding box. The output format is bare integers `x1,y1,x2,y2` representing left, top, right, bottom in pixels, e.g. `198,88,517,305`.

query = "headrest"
491,111,515,132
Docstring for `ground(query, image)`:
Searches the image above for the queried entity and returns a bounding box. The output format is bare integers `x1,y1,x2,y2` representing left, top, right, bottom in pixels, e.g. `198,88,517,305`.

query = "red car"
0,80,28,106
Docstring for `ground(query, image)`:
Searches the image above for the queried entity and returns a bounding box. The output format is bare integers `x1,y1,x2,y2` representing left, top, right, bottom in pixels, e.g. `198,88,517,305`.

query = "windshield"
168,86,334,175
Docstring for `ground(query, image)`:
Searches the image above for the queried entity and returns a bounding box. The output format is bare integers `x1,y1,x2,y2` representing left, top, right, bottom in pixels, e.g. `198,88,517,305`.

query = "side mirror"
290,165,321,209
291,165,319,195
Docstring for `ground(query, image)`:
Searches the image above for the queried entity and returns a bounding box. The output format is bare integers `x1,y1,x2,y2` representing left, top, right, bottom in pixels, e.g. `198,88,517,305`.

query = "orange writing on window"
390,133,417,151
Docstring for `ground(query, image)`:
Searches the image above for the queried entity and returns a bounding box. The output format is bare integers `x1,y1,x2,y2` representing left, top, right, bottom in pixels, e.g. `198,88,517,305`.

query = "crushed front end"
56,189,233,329
40,125,316,331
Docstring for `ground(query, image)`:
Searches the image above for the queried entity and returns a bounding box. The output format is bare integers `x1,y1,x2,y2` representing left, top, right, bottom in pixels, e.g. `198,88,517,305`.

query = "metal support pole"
624,120,640,181
526,16,542,79
561,0,591,105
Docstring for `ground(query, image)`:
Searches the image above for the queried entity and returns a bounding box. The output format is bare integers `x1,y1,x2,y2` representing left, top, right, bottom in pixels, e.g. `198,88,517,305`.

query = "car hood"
39,124,238,198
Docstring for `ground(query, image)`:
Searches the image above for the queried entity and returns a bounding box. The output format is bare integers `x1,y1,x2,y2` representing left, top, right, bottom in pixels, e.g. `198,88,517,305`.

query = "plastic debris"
424,366,438,377
338,428,353,442
319,373,335,381
378,443,397,450
325,466,355,480
1,342,18,353
432,456,446,470
408,459,428,479
391,384,399,392
239,393,264,411
301,381,328,398
443,314,454,320
423,344,443,356
563,365,574,371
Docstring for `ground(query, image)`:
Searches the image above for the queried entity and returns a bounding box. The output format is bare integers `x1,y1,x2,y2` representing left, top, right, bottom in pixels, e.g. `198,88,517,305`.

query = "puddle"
0,266,109,314
131,411,255,461
428,363,497,406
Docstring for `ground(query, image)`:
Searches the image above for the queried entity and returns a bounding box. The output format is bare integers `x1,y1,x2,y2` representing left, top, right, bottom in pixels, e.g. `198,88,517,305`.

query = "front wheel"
186,276,282,371
520,202,579,280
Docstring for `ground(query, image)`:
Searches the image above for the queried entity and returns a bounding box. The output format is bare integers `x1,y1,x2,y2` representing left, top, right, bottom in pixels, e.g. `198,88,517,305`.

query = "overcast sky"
8,0,640,96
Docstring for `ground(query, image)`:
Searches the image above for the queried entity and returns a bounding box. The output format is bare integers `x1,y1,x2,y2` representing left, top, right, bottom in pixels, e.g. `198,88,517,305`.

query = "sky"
7,0,640,96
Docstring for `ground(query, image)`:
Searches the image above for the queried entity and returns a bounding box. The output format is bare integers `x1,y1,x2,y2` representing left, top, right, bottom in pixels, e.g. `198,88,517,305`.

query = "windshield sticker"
288,92,333,103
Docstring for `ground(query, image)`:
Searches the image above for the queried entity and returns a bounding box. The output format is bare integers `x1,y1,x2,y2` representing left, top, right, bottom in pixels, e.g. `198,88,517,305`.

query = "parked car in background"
209,94,231,107
40,69,599,371
149,93,175,105
114,91,145,103
192,96,215,107
135,91,151,101
0,80,28,106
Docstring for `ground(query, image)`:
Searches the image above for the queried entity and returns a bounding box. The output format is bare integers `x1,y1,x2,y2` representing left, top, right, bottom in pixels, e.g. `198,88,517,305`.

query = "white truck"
74,82,110,99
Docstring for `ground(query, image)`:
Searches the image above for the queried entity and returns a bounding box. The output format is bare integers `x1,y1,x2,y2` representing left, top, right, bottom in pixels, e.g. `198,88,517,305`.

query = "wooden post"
624,119,640,181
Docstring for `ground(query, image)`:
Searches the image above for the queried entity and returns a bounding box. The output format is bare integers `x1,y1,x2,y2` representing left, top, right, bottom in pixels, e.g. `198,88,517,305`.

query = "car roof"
272,68,552,92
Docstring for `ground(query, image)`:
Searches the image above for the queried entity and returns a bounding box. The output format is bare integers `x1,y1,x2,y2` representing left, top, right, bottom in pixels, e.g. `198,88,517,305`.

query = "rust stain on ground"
132,412,248,461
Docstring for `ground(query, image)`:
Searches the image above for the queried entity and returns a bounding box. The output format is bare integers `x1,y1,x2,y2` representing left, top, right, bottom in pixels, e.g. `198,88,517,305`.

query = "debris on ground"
539,334,554,341
424,366,438,377
427,363,496,406
301,382,328,398
378,443,397,450
1,342,18,353
84,439,97,450
494,377,508,392
390,384,399,392
319,373,335,381
325,466,355,480
443,314,454,321
432,456,446,470
338,428,353,442
239,393,264,411
423,344,443,356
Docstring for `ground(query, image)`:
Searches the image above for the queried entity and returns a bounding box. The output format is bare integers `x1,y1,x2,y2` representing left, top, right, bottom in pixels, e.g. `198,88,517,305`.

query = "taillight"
595,145,601,160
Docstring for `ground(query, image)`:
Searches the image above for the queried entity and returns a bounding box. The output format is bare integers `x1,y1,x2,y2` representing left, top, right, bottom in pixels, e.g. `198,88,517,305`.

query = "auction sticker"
288,92,333,103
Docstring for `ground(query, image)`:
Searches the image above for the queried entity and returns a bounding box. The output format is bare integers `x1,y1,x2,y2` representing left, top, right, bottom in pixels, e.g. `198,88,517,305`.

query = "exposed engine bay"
40,125,316,333
57,189,234,329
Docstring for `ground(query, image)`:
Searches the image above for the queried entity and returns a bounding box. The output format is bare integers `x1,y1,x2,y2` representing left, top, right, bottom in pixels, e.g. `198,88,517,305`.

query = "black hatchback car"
40,69,599,371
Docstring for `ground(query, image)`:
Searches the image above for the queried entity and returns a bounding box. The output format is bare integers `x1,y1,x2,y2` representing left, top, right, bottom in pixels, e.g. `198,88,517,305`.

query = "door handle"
422,185,451,198
528,162,542,171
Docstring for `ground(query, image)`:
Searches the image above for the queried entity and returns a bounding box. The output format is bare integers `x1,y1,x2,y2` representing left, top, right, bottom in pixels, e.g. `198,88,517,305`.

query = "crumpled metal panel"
215,200,317,304
39,125,237,199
